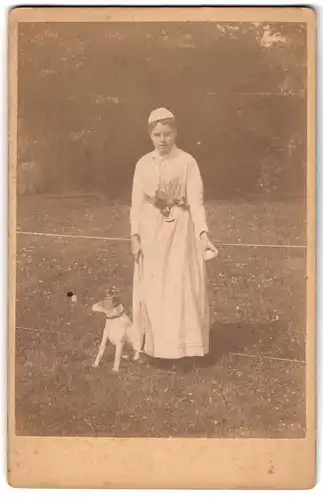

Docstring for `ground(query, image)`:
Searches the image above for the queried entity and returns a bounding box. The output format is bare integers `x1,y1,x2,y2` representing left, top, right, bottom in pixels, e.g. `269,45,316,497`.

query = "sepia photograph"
8,6,316,489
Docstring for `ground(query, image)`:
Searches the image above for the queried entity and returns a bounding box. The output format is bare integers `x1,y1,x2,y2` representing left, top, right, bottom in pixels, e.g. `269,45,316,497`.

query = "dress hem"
144,345,209,359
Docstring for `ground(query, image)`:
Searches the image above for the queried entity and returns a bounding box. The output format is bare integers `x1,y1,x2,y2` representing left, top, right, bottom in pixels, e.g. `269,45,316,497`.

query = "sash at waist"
145,195,188,221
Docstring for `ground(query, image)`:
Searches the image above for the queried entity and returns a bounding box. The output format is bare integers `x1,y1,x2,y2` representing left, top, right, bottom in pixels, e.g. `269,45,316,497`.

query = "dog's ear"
112,295,121,308
125,304,133,319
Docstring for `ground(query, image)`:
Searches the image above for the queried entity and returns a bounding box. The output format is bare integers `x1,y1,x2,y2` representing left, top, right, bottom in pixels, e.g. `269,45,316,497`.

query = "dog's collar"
105,305,125,320
106,311,125,320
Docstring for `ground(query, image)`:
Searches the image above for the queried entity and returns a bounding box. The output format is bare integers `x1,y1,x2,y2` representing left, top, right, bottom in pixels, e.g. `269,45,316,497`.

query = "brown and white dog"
92,290,141,372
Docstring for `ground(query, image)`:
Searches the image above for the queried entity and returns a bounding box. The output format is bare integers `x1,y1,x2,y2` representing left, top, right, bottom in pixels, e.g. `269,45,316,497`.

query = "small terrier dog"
92,287,141,372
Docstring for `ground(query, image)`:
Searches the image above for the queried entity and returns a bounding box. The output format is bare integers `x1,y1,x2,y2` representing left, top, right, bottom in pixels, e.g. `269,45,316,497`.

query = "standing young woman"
130,108,217,364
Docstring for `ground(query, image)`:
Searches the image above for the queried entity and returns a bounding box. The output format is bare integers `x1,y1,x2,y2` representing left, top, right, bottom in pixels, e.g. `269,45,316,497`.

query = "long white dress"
130,145,210,359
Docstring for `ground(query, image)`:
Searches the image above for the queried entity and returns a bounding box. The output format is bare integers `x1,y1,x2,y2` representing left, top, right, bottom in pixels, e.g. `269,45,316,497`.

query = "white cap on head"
148,107,175,124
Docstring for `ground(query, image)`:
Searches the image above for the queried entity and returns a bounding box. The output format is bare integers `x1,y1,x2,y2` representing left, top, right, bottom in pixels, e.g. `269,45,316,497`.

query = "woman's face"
150,122,177,155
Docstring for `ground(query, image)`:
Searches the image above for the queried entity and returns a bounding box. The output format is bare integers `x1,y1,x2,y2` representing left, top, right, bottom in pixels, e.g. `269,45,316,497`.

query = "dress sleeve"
130,161,144,236
186,157,208,237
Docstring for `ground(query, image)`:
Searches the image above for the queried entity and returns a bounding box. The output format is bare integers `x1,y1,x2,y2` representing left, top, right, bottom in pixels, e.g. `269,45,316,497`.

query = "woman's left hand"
200,231,217,253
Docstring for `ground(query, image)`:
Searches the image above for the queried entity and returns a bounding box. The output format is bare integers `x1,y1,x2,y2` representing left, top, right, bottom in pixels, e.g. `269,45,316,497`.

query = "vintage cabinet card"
8,6,316,489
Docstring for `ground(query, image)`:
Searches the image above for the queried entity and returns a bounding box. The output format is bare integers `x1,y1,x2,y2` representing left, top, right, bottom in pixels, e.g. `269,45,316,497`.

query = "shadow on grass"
148,320,286,372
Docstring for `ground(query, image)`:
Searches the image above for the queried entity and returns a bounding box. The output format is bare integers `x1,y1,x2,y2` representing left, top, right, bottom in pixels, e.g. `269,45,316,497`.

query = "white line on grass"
17,231,128,242
16,231,306,249
17,326,68,336
16,326,305,365
228,352,305,364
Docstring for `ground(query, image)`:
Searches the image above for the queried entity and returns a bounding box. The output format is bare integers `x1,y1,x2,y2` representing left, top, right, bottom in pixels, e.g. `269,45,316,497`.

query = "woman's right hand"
131,234,142,263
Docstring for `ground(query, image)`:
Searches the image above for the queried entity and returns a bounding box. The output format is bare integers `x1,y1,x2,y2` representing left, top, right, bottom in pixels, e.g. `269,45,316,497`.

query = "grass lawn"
15,194,306,437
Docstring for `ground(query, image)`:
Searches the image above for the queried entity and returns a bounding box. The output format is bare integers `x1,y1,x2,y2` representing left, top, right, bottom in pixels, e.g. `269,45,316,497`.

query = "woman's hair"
148,117,177,134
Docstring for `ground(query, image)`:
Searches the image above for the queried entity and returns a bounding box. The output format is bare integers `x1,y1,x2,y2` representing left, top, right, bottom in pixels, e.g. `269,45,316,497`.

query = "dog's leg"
126,324,141,362
112,342,124,372
93,326,109,368
133,351,140,361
